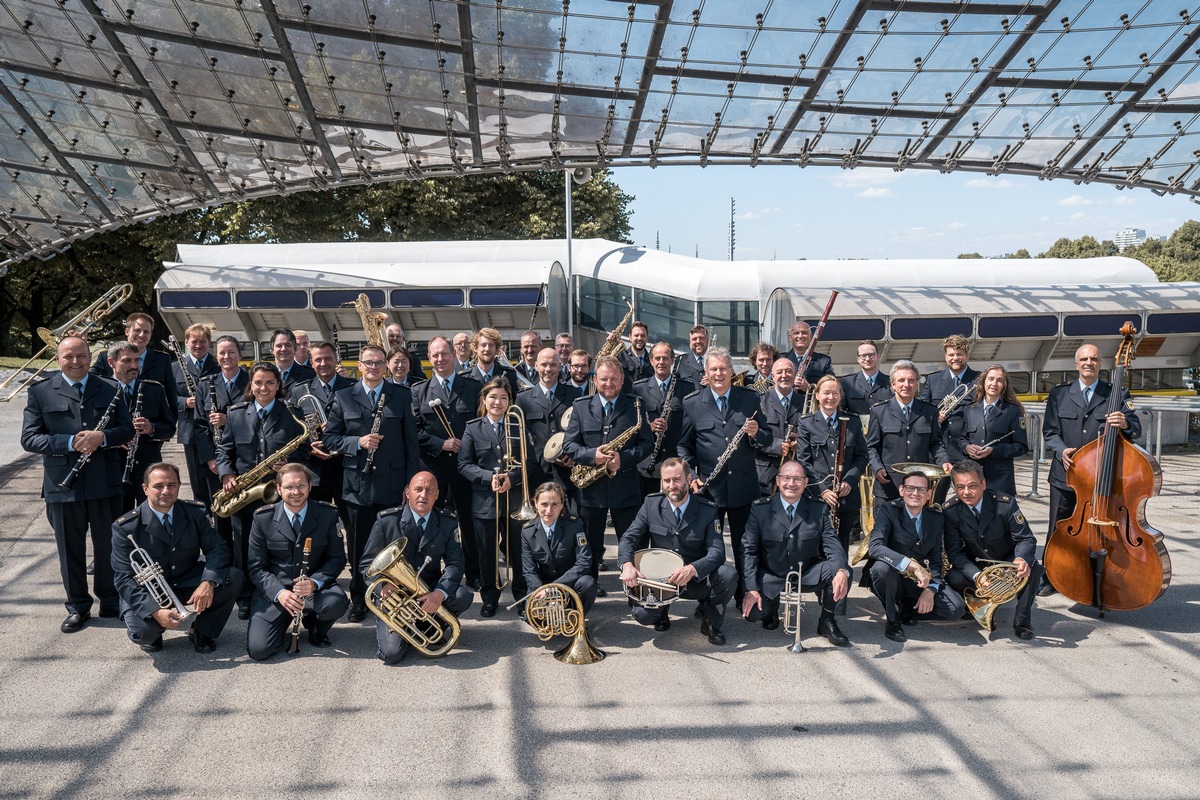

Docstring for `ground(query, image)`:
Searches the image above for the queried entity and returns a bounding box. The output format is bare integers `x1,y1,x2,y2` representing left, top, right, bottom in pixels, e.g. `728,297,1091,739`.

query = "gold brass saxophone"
343,292,387,348
595,299,634,361
365,538,461,657
509,583,605,664
211,410,310,517
964,561,1029,631
571,398,642,489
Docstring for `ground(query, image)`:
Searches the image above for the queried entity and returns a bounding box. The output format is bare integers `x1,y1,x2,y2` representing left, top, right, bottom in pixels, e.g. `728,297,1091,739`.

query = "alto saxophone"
211,409,310,517
571,398,642,489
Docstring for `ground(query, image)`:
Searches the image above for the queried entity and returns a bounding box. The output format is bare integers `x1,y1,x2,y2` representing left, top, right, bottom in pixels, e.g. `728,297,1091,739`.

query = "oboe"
287,537,313,655
208,378,224,444
60,387,123,490
121,381,146,486
363,384,386,473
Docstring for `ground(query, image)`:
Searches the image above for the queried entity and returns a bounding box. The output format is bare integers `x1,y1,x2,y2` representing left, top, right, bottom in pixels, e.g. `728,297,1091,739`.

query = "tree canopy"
0,171,633,356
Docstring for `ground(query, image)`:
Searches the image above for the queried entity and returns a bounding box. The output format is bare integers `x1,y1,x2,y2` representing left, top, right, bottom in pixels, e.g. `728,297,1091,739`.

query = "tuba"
127,534,196,632
964,561,1029,631
365,538,461,657
510,583,605,664
211,410,310,517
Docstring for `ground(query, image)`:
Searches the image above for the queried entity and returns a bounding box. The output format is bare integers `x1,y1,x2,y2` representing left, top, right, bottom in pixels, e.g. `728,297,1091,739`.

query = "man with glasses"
23,335,134,633
866,471,964,642
554,332,574,383
741,461,851,647
841,339,893,416
324,344,420,621
246,464,348,659
1039,343,1139,596
563,349,594,397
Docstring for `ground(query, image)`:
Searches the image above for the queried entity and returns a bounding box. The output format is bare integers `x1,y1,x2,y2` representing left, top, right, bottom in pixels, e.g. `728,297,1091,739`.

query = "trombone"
1,283,133,401
493,405,537,590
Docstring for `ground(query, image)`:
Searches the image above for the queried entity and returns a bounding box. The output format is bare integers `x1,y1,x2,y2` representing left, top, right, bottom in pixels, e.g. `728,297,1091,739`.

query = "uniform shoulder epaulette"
458,373,482,386
694,495,717,507
942,496,961,509
440,508,458,520
179,498,205,508
633,376,652,386
996,494,1012,504
317,500,338,511
799,411,818,421
870,399,889,408
752,496,773,506
378,506,404,518
254,503,275,515
116,509,138,525
682,387,704,400
228,400,251,411
646,491,665,498
888,497,905,508
1053,380,1073,388
565,514,578,521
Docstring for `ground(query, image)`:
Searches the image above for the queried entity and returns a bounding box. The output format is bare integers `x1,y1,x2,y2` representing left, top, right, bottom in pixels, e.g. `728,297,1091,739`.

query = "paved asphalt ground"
1,378,1198,799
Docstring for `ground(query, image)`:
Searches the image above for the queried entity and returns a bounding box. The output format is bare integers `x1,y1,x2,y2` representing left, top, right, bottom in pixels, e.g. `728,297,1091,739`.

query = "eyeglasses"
856,353,878,360
359,360,385,369
899,485,930,494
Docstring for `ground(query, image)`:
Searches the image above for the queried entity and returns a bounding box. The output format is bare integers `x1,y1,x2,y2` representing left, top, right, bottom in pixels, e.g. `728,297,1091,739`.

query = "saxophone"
571,398,642,489
343,293,387,348
595,299,634,361
211,409,310,517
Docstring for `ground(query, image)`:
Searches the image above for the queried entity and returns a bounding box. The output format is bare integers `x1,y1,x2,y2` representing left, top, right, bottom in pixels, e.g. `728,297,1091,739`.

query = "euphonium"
964,561,1029,631
780,569,805,654
512,583,605,664
365,538,460,657
571,398,642,488
211,410,310,517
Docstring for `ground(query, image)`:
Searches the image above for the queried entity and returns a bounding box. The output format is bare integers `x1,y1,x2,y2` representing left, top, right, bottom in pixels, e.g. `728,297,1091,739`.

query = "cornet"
780,568,805,654
127,534,196,632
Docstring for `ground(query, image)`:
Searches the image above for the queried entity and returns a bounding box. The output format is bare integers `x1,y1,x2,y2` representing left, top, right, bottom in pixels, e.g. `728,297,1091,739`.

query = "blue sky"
611,165,1199,261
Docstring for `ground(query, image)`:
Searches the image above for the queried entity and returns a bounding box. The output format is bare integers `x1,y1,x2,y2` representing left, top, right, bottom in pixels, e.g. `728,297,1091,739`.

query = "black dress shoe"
61,612,90,633
189,630,217,653
761,614,780,631
884,622,907,642
595,585,607,598
347,604,368,623
818,616,850,647
598,560,610,572
900,609,918,626
702,620,726,646
308,631,332,647
1014,623,1034,640
140,636,163,653
654,616,671,632
237,604,251,620
480,603,498,618
1036,581,1058,598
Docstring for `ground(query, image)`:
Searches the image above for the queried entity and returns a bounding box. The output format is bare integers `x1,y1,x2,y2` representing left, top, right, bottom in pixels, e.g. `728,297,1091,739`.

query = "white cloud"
948,221,967,230
1059,195,1094,207
1113,195,1135,206
965,178,1015,189
1069,211,1088,220
739,206,778,221
857,187,893,198
827,168,900,190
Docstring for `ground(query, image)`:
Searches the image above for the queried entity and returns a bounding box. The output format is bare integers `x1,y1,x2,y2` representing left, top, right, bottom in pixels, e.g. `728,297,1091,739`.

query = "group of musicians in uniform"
20,310,1140,661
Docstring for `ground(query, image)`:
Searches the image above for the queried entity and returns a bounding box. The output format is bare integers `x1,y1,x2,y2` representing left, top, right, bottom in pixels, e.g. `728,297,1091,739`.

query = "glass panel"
160,290,231,309
236,290,308,309
978,315,1058,339
1063,313,1139,337
577,277,628,331
891,317,972,340
820,318,885,342
1147,312,1200,334
470,287,543,307
700,300,758,357
391,288,464,307
634,286,694,353
312,289,386,309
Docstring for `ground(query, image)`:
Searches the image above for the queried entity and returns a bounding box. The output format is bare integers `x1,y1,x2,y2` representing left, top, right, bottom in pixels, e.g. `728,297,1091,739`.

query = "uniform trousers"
122,569,244,645
868,561,965,624
375,585,474,664
581,505,638,577
247,584,349,661
473,515,527,606
631,564,737,630
49,497,121,615
743,560,838,622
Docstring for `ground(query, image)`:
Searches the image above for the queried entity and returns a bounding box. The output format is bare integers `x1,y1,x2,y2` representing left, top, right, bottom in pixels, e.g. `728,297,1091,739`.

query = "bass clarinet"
121,381,146,486
59,387,123,490
363,384,387,474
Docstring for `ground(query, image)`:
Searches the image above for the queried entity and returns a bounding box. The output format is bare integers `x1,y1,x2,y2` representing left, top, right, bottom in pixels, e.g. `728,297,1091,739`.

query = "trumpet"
781,569,805,654
0,283,133,402
938,383,972,416
295,393,335,454
127,534,196,632
508,583,605,664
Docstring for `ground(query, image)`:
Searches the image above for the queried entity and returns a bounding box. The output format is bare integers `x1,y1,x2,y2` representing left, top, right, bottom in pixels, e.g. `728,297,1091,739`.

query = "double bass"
1043,323,1171,615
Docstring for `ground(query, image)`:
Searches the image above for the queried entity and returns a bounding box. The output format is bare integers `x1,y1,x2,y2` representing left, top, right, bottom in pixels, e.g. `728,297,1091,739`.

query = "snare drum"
624,548,685,608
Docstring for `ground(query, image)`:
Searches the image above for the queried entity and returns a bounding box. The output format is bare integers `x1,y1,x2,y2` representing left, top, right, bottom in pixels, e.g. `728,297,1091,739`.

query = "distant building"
1114,227,1148,251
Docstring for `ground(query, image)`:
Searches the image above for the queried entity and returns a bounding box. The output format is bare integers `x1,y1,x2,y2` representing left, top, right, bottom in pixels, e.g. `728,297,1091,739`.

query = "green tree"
957,252,983,259
1012,248,1031,258
1,171,633,355
1038,235,1118,258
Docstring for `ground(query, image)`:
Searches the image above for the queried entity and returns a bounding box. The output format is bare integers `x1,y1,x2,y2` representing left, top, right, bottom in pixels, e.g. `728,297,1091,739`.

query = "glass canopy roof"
1,0,1198,265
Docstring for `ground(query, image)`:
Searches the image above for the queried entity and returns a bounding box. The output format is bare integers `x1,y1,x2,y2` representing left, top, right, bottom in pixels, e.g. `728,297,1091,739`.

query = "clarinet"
59,387,123,490
121,381,146,486
363,384,387,473
207,378,224,444
163,335,199,403
648,356,682,469
287,537,313,655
